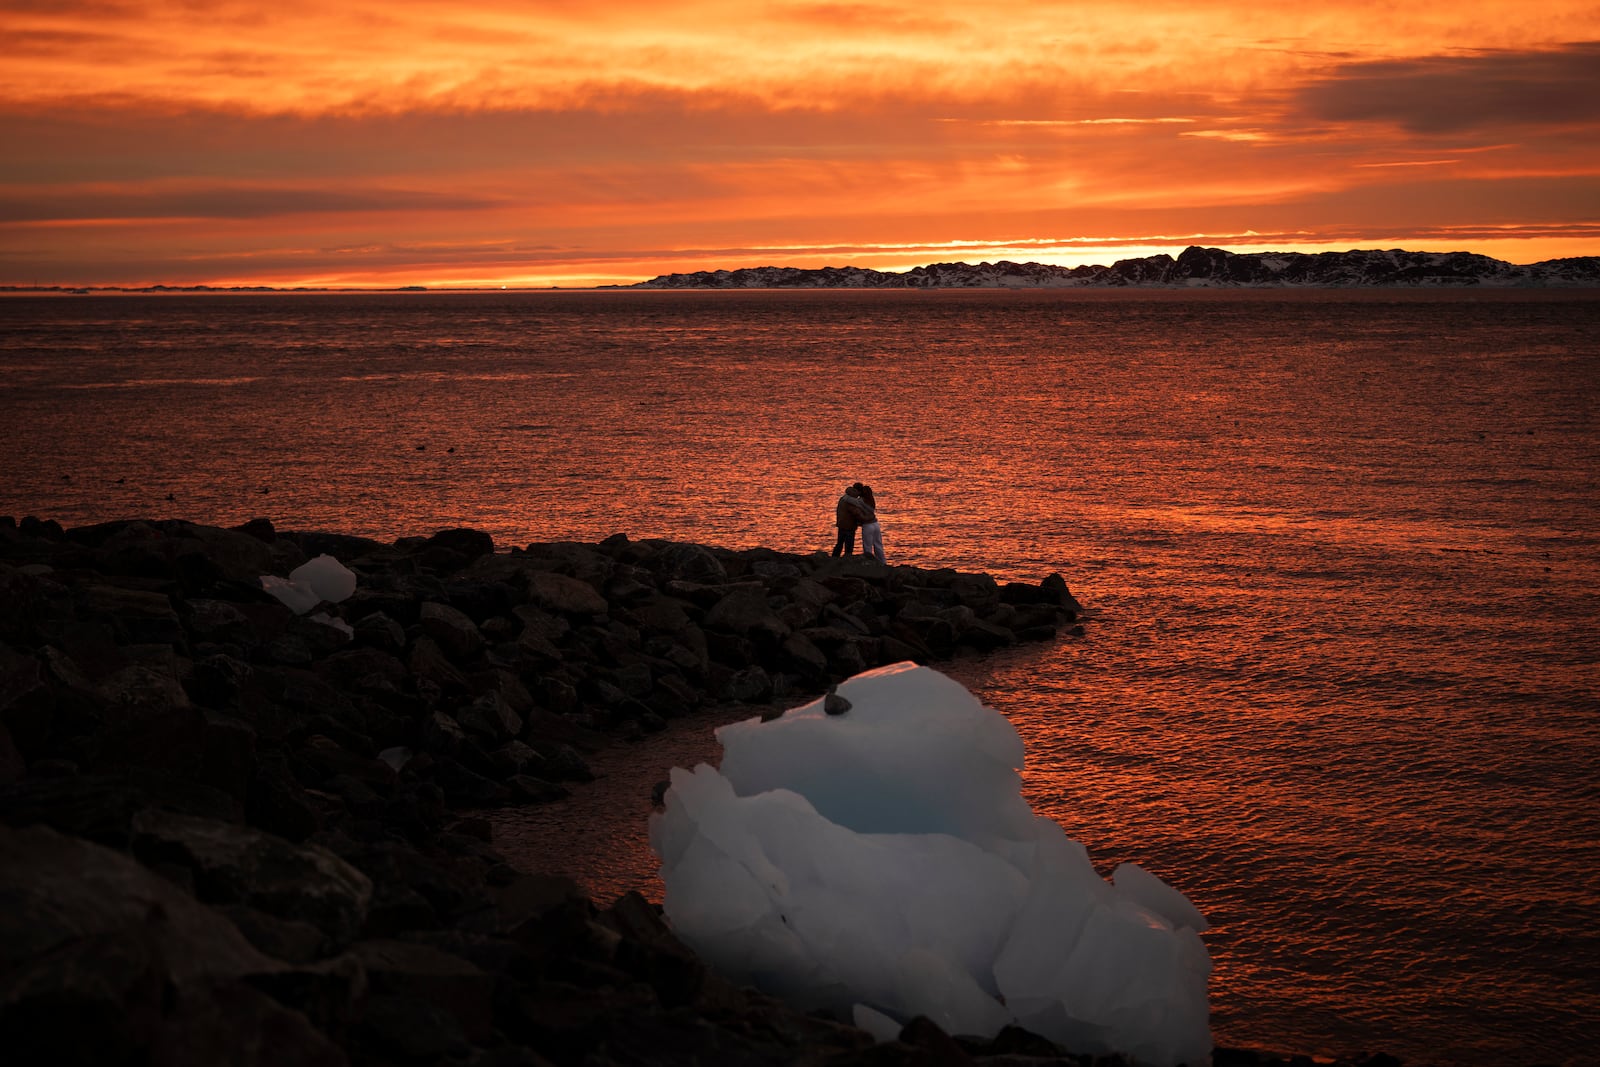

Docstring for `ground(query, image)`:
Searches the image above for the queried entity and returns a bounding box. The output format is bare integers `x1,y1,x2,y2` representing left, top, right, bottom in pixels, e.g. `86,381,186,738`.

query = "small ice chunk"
260,554,357,615
259,573,321,614
851,1003,902,1043
291,554,357,603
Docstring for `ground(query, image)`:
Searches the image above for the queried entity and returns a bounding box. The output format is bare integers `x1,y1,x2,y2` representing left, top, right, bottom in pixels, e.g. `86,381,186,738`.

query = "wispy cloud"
0,182,504,224
1297,41,1600,134
1356,159,1462,169
1,2,1597,285
1181,130,1278,143
944,118,1197,127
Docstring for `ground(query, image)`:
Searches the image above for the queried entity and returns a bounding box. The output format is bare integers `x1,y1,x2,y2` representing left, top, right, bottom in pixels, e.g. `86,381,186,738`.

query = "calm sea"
3,289,1597,1066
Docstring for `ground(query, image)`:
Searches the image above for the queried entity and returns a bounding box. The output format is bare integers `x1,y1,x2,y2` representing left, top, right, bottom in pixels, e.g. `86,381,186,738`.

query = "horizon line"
7,243,1600,293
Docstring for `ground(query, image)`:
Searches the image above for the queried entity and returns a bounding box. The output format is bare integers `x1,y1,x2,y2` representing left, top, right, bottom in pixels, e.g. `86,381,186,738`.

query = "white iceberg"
649,662,1212,1067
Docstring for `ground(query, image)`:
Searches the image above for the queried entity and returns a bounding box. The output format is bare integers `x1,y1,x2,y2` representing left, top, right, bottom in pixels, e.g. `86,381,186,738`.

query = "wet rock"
352,609,406,651
0,774,149,847
894,614,958,658
199,710,256,804
603,891,706,1007
183,597,258,648
0,823,287,1060
84,584,186,646
525,571,608,617
217,902,330,964
781,631,830,680
425,528,494,561
629,593,698,636
458,690,524,744
999,580,1055,606
822,602,874,635
350,938,496,1042
705,586,791,639
408,635,470,695
959,618,1016,651
706,629,756,668
0,644,53,759
664,578,745,609
248,752,321,842
1041,572,1084,613
725,665,774,703
189,651,254,707
313,646,410,698
527,674,580,718
824,637,870,676
129,808,373,947
0,722,22,785
356,991,472,1062
428,755,511,807
651,672,701,716
541,743,595,783
651,541,728,584
323,834,494,932
419,600,484,662
157,978,351,1067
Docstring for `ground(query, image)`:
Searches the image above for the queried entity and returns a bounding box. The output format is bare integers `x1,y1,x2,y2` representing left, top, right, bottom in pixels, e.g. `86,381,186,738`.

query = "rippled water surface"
3,289,1598,1065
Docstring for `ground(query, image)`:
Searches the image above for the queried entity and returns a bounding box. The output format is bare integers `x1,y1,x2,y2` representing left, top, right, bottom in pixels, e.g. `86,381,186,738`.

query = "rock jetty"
0,515,1398,1067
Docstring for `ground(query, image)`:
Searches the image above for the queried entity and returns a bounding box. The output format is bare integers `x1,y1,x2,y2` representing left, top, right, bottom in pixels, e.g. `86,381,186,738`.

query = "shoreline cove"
1,515,1421,1066
0,518,1420,1067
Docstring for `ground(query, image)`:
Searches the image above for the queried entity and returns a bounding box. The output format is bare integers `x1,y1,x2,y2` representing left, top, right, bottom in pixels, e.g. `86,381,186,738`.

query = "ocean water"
2,289,1597,1065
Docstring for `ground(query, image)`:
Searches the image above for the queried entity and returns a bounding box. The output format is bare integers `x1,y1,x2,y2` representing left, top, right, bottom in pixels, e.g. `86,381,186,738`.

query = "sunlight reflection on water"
3,289,1598,1065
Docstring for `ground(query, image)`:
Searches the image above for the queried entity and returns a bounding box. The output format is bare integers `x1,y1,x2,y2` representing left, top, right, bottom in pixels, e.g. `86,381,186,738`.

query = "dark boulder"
525,570,608,617
650,541,728,584
129,808,374,948
424,528,494,560
705,586,791,639
349,938,496,1042
419,600,484,663
1041,572,1084,613
0,824,290,1064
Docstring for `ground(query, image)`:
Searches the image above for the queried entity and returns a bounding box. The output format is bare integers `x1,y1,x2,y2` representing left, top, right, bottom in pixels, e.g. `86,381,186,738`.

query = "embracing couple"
832,482,885,563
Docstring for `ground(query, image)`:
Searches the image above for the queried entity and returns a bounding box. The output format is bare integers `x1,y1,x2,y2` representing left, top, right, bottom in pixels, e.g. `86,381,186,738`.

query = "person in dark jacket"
833,485,869,556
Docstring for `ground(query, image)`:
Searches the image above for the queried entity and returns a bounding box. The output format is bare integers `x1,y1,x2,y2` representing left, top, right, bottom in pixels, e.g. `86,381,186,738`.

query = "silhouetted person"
833,485,869,556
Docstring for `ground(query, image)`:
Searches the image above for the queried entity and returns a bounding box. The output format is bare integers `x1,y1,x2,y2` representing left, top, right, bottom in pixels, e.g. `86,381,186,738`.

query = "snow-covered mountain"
630,246,1600,288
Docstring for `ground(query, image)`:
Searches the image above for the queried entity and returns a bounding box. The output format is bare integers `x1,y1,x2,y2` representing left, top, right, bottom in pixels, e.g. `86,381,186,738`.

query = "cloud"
0,184,503,224
947,118,1197,128
1298,41,1600,133
1355,159,1462,168
3,4,1598,285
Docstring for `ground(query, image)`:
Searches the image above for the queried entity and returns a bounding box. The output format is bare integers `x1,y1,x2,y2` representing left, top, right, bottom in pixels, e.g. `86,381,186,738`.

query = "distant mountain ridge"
631,245,1600,289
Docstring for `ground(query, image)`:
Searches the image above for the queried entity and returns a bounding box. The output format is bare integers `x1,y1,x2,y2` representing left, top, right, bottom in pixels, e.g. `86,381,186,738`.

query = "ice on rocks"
292,554,357,603
649,662,1212,1067
259,553,357,615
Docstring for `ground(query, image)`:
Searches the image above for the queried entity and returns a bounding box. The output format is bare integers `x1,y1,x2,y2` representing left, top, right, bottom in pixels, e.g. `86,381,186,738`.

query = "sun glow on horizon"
3,2,1598,287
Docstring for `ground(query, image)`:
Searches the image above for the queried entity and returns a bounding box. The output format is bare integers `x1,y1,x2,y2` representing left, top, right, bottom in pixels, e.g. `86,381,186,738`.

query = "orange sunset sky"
3,1,1598,288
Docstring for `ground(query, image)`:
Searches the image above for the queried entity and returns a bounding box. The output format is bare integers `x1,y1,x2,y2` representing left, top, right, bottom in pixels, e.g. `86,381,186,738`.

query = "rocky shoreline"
0,515,1396,1067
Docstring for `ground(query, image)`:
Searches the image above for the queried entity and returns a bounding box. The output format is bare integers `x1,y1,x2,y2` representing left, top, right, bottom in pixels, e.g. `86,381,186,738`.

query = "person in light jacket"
854,482,886,563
